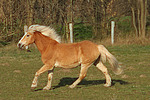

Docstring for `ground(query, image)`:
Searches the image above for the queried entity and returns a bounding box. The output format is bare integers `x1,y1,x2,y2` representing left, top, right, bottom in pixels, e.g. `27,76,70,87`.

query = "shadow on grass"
53,77,129,89
34,77,129,91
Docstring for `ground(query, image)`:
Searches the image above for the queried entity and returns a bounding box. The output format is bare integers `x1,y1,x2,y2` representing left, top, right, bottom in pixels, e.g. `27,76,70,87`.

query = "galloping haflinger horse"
17,25,123,90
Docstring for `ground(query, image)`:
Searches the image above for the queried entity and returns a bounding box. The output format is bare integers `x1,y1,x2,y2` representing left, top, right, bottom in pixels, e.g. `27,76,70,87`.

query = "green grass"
0,44,150,100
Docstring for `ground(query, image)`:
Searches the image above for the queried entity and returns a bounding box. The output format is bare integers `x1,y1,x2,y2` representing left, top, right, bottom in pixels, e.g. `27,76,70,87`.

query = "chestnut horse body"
17,25,123,90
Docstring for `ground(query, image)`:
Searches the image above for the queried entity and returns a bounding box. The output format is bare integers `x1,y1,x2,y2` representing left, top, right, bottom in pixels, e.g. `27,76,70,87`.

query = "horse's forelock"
27,25,39,34
24,25,28,33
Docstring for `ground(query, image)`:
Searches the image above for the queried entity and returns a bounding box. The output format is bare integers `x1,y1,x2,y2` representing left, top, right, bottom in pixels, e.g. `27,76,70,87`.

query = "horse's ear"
24,25,28,33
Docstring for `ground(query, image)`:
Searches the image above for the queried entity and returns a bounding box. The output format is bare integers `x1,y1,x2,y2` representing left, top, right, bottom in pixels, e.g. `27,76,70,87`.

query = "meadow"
0,44,150,100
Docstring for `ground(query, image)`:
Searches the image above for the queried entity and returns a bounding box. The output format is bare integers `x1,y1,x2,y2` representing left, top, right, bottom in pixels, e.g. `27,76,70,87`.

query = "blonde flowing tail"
98,45,123,75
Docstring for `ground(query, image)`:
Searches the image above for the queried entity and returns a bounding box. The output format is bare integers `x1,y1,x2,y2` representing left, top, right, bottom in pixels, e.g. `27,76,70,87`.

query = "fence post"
69,23,73,43
111,21,115,44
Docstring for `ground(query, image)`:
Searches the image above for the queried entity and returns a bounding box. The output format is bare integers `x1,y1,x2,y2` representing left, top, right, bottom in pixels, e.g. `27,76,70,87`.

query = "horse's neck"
34,32,58,54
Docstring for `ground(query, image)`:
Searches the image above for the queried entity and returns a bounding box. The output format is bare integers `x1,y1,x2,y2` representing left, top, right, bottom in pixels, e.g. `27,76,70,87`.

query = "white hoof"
104,83,111,87
31,84,37,90
69,85,76,89
43,86,51,90
31,86,36,90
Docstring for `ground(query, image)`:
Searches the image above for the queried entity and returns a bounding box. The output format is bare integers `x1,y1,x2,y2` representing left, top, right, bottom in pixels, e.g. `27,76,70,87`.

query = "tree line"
0,0,149,43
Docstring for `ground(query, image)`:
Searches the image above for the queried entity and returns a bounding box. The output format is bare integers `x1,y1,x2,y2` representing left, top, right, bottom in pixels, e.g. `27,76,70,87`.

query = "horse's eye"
27,35,30,37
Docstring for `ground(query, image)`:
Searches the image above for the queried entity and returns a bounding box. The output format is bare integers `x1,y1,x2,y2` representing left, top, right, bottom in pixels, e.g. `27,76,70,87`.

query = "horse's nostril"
17,43,20,47
17,43,24,49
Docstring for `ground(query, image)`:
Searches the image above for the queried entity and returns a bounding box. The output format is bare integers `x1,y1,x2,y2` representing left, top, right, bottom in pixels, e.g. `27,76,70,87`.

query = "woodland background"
0,0,150,45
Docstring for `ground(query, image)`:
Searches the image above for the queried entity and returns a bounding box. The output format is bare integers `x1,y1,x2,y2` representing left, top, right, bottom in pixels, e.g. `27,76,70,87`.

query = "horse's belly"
54,61,80,68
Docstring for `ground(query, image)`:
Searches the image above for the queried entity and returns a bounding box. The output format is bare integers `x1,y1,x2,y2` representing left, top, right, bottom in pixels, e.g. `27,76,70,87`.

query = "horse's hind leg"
69,64,91,88
96,62,111,87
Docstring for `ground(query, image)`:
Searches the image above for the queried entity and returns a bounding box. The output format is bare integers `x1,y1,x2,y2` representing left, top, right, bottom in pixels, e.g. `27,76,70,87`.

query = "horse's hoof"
43,86,50,90
104,84,111,87
69,85,75,89
31,87,36,91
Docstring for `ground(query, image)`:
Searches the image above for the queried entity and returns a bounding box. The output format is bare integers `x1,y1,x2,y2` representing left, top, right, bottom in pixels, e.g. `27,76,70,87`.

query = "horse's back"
78,40,98,50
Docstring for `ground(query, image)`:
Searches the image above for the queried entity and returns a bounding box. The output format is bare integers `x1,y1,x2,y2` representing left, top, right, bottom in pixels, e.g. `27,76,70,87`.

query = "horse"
17,25,123,90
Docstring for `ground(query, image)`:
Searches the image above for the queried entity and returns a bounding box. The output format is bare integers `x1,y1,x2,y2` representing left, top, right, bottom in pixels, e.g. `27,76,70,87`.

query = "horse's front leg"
31,64,53,90
43,70,54,90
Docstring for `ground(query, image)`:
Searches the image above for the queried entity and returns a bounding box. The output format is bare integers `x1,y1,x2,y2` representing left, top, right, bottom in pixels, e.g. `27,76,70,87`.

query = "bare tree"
0,0,149,43
129,0,147,38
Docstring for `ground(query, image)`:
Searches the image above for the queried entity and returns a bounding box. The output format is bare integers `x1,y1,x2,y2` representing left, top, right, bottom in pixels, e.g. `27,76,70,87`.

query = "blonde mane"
28,25,61,43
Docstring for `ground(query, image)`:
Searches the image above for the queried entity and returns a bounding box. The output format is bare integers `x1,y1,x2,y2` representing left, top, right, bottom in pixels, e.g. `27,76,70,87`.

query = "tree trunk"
129,0,147,38
140,0,147,38
9,0,13,32
0,0,4,19
65,0,73,43
131,7,138,37
26,0,36,25
137,8,141,37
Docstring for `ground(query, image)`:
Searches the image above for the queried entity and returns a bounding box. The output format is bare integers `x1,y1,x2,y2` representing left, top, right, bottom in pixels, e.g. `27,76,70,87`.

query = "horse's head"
17,25,35,49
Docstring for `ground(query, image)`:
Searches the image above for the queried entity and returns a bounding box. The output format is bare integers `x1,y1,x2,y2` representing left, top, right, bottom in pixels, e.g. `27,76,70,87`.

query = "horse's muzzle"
17,43,24,49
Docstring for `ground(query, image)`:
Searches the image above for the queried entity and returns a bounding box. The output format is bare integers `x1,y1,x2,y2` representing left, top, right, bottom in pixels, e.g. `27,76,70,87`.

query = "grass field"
0,44,150,100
